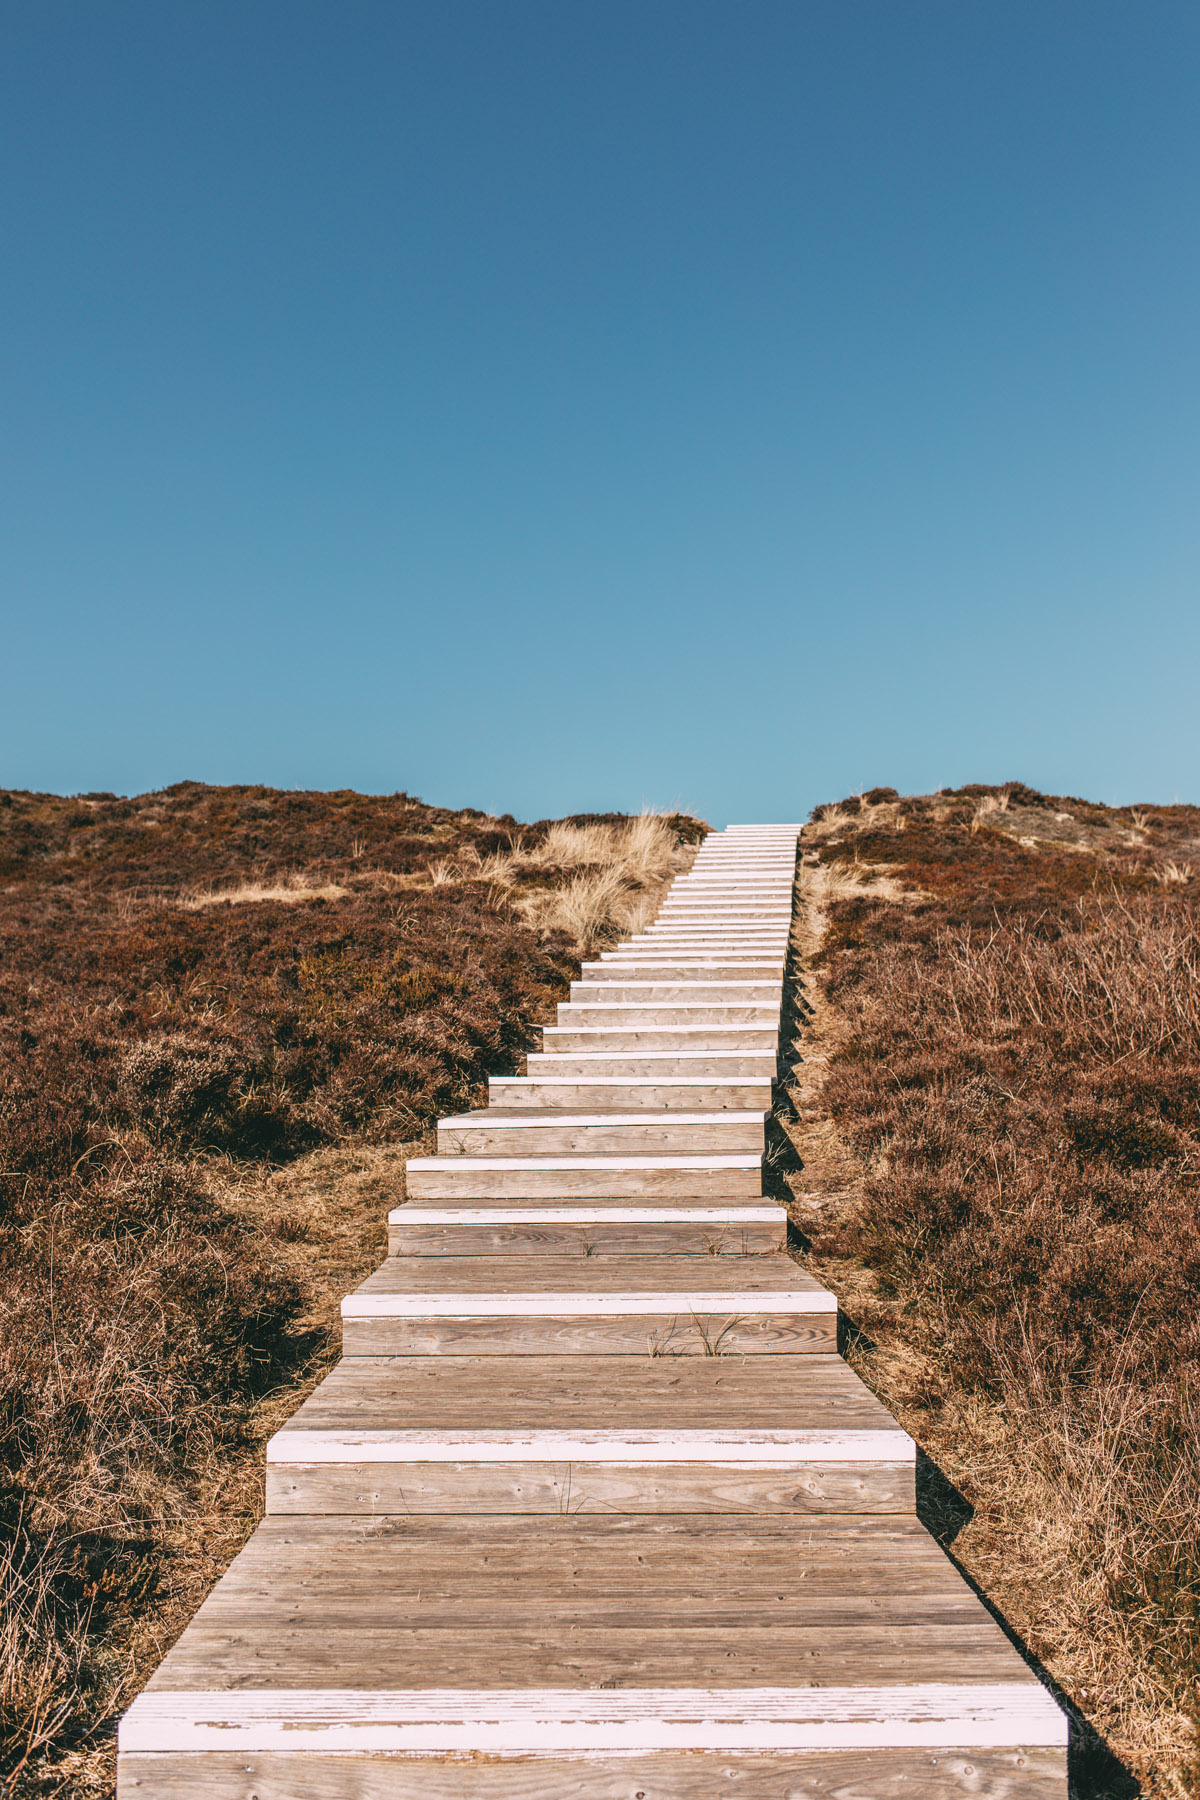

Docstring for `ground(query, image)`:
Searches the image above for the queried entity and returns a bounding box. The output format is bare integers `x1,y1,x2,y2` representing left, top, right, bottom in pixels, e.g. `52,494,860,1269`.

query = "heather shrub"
805,788,1200,1790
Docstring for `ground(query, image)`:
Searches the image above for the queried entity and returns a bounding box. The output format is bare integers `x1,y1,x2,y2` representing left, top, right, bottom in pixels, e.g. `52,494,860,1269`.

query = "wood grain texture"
523,1053,779,1075
123,1685,1061,1751
386,1221,786,1257
275,1353,890,1432
539,1028,780,1052
345,1255,828,1299
265,1459,914,1516
484,1082,775,1110
118,1746,1067,1797
341,1314,837,1357
435,1116,767,1156
405,1161,766,1200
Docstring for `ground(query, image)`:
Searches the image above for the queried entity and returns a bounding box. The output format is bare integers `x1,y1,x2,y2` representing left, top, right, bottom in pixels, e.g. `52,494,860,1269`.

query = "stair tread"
270,1353,900,1437
346,1253,830,1303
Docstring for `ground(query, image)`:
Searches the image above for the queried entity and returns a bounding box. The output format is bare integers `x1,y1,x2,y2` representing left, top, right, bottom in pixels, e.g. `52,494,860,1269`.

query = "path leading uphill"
119,825,1067,1797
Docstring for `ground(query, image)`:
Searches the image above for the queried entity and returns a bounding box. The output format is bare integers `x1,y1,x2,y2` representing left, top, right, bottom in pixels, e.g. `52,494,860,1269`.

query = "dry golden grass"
796,855,908,904
514,814,696,943
180,879,351,909
438,811,699,948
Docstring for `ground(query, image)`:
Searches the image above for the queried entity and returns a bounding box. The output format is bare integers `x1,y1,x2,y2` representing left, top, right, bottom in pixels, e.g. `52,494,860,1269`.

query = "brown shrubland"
0,784,701,1796
788,786,1200,1798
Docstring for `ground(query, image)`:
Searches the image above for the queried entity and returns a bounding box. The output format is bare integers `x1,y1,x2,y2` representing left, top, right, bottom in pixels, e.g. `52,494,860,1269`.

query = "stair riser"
590,973,784,986
631,924,791,934
117,1747,1066,1797
406,1168,764,1200
622,952,787,962
539,1030,780,1051
626,941,789,950
341,1313,836,1356
657,911,792,922
387,1220,786,1256
436,1123,765,1155
267,1460,914,1516
569,984,782,1005
558,1007,778,1027
622,949,787,959
587,961,785,975
486,1082,773,1108
525,1055,778,1077
593,950,788,964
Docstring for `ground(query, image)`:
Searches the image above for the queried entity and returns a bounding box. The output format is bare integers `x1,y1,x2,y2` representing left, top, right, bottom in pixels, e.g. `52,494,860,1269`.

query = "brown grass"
785,784,1200,1798
0,783,705,1796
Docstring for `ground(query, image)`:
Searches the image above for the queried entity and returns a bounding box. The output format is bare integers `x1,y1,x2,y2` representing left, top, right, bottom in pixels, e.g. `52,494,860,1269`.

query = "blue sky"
3,1,1198,824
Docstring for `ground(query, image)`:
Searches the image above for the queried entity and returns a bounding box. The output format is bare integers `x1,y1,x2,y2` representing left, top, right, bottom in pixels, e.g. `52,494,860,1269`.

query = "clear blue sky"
3,1,1198,823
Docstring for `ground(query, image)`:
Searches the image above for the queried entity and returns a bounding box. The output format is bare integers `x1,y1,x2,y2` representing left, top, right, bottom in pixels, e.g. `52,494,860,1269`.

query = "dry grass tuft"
435,810,701,948
513,814,696,944
181,880,351,908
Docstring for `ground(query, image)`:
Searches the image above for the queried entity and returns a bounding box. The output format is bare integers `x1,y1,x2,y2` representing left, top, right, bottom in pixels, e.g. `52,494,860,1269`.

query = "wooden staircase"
118,825,1067,1797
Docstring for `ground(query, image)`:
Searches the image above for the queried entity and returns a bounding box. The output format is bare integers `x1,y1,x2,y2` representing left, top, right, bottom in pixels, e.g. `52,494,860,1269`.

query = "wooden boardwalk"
119,825,1067,1797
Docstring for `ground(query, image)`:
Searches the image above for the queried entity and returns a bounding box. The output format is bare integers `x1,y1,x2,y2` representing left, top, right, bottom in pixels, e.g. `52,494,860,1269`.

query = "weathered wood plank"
119,1745,1067,1797
435,1113,767,1156
405,1156,766,1200
277,1354,885,1431
386,1218,786,1257
345,1256,829,1298
341,1314,836,1357
123,1681,1063,1747
265,1459,914,1516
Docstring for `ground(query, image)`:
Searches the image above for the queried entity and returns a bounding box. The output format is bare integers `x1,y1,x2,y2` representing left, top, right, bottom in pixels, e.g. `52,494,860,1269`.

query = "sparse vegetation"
0,783,701,1796
786,784,1200,1799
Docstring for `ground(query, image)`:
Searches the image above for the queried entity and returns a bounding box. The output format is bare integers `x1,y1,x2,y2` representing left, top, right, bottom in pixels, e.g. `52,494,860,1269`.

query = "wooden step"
487,1077,773,1109
598,945,787,956
387,1200,787,1257
265,1355,913,1515
586,957,786,973
593,952,788,964
435,1109,767,1155
621,942,788,955
405,1151,765,1200
119,1518,1065,1798
625,934,790,945
657,905,793,918
340,1253,835,1355
539,1025,781,1051
633,936,791,950
525,1050,778,1077
640,932,790,945
556,1003,779,1027
569,979,783,1004
630,921,792,933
